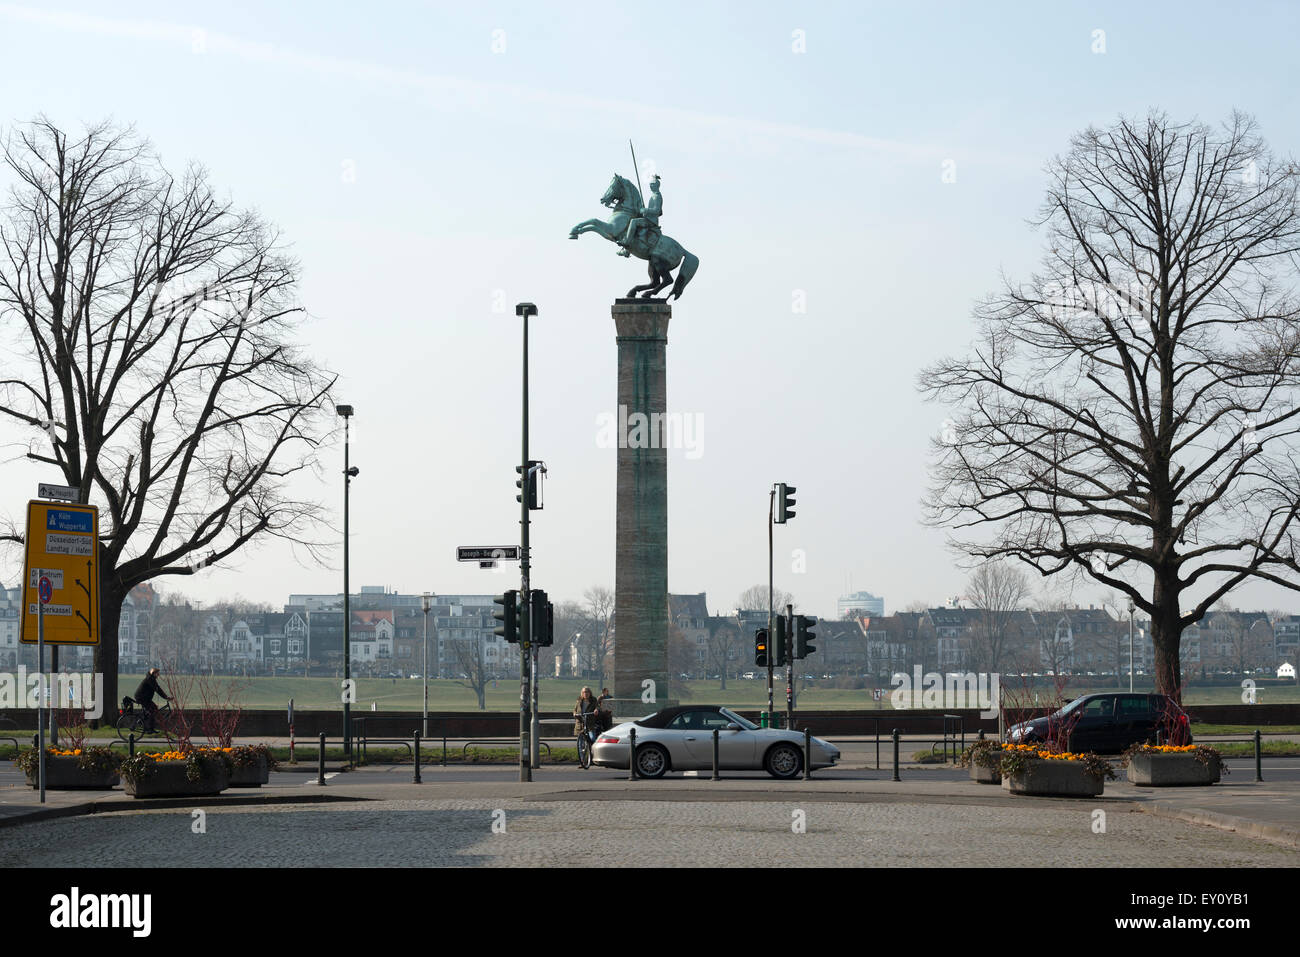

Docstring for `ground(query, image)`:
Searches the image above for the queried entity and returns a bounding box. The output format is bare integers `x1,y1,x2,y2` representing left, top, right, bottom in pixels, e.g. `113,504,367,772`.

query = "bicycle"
575,711,605,769
116,698,173,742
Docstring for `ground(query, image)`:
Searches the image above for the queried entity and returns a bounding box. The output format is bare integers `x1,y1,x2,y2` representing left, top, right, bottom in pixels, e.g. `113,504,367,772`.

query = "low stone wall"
6,702,1297,739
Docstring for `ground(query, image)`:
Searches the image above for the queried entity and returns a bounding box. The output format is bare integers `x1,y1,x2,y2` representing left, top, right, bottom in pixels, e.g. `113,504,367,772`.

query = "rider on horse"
618,174,662,257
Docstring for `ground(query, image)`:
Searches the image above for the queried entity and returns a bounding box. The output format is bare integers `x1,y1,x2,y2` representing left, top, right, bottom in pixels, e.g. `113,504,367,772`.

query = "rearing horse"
569,174,699,299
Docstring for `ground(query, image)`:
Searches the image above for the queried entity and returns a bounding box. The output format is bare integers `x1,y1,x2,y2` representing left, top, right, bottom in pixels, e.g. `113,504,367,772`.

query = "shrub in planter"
228,744,278,787
120,749,233,797
998,744,1115,797
16,747,121,790
1123,744,1224,786
958,739,1002,783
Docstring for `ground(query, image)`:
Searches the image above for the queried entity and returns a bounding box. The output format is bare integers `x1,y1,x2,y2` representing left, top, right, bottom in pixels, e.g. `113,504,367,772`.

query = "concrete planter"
26,755,120,790
1001,758,1104,797
228,753,270,787
1127,752,1220,786
970,759,1002,784
124,758,230,798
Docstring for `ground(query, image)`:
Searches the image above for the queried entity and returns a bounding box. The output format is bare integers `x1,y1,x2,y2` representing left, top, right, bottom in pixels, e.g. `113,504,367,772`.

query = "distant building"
0,585,20,668
838,591,884,619
1274,616,1300,669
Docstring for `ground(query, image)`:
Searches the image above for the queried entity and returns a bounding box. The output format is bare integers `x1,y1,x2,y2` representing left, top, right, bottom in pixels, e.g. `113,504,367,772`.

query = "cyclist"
573,687,606,760
133,667,171,733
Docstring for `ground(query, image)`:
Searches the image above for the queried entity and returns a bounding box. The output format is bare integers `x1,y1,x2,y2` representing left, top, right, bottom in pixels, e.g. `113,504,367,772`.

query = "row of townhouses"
669,595,1300,680
0,582,1296,680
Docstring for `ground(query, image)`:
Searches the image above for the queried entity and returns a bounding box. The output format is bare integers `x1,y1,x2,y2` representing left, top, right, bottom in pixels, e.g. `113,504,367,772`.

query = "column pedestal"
612,298,670,709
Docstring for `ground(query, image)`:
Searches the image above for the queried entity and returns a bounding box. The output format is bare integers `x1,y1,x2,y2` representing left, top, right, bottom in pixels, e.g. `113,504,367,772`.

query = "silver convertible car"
590,705,840,779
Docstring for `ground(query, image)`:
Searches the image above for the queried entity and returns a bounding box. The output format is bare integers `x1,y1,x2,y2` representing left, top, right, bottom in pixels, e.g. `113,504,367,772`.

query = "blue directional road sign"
21,500,99,645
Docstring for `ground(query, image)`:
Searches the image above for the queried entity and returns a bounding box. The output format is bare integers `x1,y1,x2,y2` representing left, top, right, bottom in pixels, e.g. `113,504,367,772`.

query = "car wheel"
634,744,668,779
765,743,803,780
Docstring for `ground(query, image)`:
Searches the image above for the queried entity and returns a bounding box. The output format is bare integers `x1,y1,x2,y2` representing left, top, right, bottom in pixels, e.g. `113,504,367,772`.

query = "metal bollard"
804,728,812,780
628,727,637,780
442,733,447,767
414,732,422,784
892,729,900,782
318,731,326,786
1255,729,1263,782
712,728,720,781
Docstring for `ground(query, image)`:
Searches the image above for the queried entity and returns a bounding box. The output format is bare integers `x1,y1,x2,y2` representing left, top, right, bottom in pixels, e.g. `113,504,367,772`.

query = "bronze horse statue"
570,174,699,299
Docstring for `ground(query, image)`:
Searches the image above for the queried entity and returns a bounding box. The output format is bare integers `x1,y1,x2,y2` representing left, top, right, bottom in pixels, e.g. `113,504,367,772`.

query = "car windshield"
719,708,759,730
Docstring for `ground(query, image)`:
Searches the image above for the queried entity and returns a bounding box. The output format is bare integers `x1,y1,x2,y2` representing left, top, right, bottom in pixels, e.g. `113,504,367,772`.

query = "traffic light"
493,590,519,643
516,460,543,509
754,629,769,666
773,616,789,667
776,483,796,523
795,615,817,659
529,589,553,646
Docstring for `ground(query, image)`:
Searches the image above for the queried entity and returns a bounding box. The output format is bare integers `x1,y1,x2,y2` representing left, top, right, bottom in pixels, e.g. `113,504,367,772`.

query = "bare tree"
577,586,615,685
145,589,203,668
665,625,696,698
1033,600,1075,679
737,584,794,615
448,635,490,710
922,111,1300,702
966,561,1032,672
705,621,741,689
0,120,335,714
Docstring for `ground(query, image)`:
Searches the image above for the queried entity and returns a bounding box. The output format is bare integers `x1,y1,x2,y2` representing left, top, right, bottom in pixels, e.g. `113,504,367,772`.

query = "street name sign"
20,500,100,645
37,483,80,502
456,546,520,562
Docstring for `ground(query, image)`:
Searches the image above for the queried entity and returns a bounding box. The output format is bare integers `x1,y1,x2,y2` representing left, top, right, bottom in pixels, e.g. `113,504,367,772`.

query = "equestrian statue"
569,145,699,300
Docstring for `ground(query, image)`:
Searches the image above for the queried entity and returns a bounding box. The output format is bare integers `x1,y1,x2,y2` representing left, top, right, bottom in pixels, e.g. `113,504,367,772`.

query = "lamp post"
421,592,432,737
336,403,358,757
515,301,537,783
1127,599,1136,693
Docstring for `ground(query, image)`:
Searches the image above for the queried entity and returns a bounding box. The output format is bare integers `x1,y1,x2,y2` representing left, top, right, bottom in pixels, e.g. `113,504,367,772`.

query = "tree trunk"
93,584,124,729
1150,572,1184,703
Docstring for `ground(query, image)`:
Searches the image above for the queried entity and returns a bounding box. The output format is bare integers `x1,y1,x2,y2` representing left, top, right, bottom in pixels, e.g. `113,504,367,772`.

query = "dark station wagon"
1007,693,1190,753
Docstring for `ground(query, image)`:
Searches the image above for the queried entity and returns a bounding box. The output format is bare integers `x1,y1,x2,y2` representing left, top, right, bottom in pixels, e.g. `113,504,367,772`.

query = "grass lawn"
1191,724,1300,735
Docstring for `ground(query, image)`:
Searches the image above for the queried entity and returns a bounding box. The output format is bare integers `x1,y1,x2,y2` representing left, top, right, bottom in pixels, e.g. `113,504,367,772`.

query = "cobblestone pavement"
0,799,1293,866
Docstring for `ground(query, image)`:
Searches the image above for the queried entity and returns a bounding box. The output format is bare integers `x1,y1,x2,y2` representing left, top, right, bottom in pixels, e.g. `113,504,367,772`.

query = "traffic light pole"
530,637,540,768
786,603,795,730
767,487,775,724
517,303,536,783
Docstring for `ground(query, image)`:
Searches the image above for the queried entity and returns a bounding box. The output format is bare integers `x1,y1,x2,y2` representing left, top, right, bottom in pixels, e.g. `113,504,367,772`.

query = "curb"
1132,801,1300,850
0,791,370,830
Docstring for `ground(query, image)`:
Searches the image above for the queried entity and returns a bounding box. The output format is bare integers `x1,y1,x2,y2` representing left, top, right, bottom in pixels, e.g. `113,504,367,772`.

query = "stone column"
612,298,670,709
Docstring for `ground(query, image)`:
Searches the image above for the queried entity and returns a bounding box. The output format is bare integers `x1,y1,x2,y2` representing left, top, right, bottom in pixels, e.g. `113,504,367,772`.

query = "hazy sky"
2,1,1300,617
